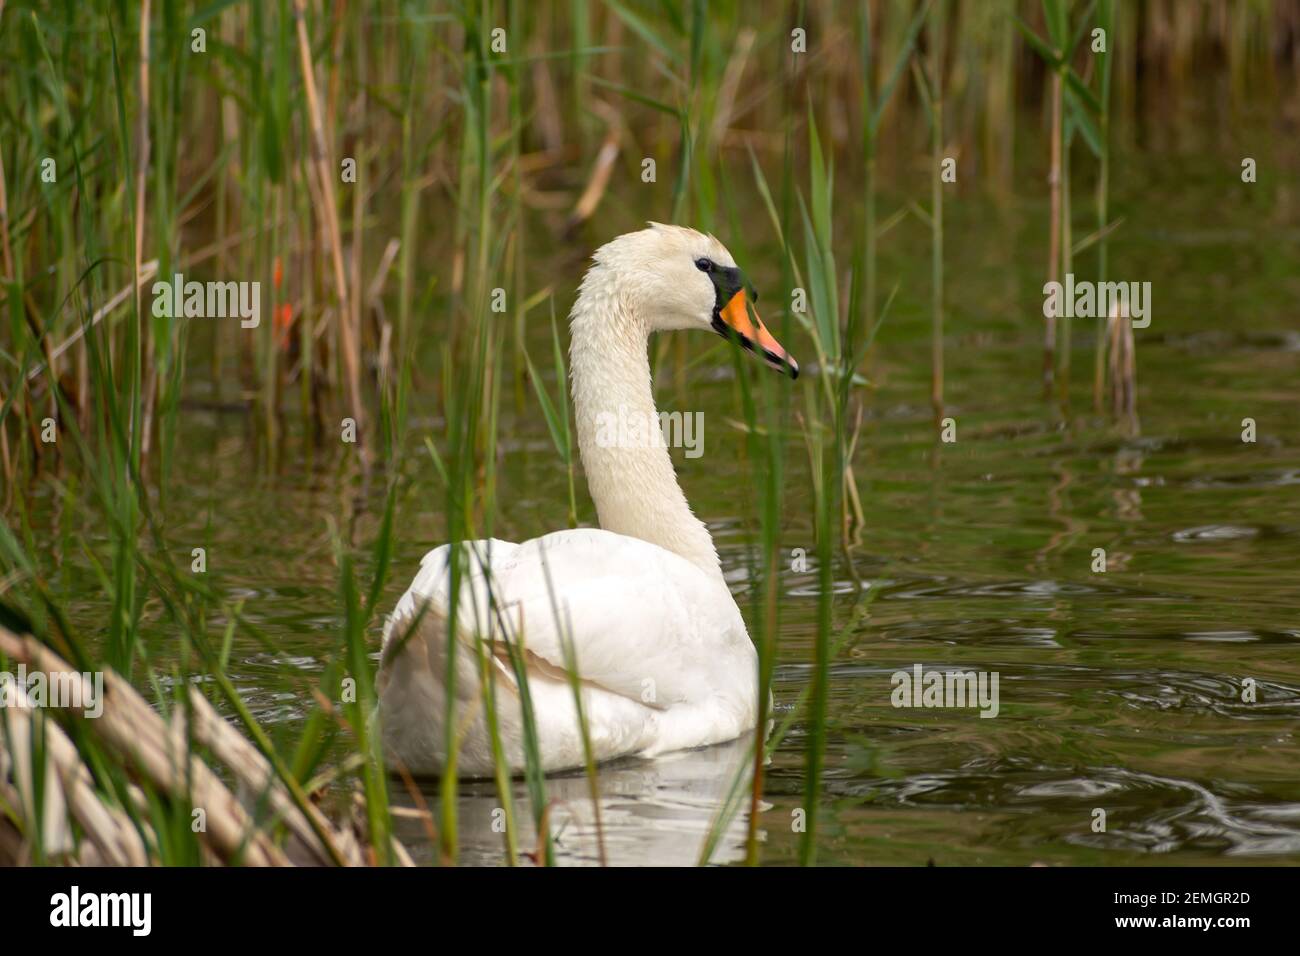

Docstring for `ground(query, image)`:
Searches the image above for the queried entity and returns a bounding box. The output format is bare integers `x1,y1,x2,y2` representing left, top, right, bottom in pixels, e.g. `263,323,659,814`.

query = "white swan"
377,223,797,776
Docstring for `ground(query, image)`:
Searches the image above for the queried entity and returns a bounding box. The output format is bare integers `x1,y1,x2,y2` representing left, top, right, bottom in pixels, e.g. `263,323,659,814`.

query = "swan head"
590,223,798,379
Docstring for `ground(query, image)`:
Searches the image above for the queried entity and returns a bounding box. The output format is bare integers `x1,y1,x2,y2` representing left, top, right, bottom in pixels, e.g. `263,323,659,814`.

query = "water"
25,124,1300,866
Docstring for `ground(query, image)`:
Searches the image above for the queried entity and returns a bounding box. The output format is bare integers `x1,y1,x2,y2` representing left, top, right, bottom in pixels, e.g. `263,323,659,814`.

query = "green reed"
910,0,946,417
1019,0,1106,405
860,0,928,365
1091,0,1114,413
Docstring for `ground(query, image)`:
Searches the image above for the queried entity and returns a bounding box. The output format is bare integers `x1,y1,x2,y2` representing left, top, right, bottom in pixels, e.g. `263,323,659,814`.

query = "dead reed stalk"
1106,298,1138,428
292,0,365,447
0,625,411,866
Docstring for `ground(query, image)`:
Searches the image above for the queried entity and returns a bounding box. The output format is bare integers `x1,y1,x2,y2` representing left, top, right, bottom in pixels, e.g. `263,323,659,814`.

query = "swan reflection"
392,735,758,866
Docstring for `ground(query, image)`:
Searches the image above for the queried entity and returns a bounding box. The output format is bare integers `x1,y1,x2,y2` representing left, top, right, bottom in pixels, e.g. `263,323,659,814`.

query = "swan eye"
694,257,713,272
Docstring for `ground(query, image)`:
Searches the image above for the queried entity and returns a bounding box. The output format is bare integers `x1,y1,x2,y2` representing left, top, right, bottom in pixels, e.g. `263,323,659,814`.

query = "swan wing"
382,528,752,710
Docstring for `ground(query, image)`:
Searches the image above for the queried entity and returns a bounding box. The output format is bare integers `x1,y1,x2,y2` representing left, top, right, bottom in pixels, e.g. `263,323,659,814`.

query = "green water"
23,119,1300,866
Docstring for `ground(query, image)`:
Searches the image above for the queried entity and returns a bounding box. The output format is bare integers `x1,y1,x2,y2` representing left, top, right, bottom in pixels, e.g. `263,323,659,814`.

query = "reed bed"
1,0,1296,865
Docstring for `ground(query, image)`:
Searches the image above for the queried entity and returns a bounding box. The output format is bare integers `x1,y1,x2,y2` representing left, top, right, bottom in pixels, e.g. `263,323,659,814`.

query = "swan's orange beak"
717,289,799,379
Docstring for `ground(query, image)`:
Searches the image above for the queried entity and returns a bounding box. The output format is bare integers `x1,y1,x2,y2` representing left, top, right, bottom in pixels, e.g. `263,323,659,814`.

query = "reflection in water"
392,738,755,866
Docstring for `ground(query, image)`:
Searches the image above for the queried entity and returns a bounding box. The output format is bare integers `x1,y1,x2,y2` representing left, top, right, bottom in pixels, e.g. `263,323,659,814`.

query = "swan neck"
569,274,723,584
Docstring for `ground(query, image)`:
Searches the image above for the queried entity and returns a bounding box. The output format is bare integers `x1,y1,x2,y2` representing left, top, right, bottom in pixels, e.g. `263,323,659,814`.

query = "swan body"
378,224,796,776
